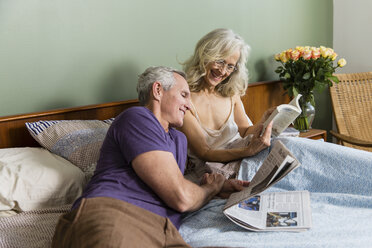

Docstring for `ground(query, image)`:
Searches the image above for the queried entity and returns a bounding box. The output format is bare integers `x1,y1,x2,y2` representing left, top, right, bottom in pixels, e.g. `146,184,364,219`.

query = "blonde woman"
179,28,274,183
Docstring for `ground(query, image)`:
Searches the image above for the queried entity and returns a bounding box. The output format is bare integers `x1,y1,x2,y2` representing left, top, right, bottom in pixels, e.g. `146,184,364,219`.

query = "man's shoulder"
114,106,155,124
112,106,162,134
118,106,149,118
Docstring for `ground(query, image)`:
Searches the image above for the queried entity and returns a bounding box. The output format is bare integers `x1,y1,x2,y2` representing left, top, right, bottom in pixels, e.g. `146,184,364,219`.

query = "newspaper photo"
224,191,312,232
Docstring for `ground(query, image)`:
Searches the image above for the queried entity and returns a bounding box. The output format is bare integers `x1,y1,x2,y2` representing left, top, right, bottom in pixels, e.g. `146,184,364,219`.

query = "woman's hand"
259,106,277,124
217,178,250,199
245,121,273,156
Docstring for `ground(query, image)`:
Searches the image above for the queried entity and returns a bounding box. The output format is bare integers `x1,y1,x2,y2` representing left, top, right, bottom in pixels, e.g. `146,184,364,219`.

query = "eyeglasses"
213,60,238,73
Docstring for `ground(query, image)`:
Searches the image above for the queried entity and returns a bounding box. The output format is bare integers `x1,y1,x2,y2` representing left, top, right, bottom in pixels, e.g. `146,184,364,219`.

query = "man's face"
161,73,191,128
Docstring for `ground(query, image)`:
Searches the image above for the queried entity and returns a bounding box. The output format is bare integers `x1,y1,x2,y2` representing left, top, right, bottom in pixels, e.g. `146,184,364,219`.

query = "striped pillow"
26,120,111,175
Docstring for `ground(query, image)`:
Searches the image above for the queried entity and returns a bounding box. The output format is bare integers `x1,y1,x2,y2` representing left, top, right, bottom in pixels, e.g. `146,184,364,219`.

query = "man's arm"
132,150,226,213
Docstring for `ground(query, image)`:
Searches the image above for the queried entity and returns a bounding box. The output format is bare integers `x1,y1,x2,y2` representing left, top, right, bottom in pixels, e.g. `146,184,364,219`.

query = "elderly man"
52,66,247,248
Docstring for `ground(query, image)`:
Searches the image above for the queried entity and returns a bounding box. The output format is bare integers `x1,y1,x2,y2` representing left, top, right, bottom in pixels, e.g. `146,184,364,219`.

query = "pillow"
26,120,111,174
0,147,86,211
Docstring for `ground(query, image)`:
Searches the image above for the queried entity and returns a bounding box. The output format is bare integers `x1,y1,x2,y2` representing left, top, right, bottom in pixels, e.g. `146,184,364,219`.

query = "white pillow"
0,147,86,211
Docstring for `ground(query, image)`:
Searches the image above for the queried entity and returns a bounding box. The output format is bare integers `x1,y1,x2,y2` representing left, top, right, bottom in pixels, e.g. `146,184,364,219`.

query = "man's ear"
152,81,163,101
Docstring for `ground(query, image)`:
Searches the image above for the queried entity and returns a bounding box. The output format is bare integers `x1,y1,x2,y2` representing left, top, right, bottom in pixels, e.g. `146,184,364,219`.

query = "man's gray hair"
137,66,186,105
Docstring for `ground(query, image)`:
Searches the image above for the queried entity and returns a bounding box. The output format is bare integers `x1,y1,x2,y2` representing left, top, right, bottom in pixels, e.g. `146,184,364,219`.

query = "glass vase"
293,97,315,132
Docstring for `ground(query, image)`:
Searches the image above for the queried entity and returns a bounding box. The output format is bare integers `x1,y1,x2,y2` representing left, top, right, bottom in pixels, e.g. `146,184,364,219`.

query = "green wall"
0,0,333,131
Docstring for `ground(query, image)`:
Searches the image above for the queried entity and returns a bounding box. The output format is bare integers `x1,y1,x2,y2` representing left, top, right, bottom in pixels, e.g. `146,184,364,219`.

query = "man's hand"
200,173,226,192
217,179,250,199
201,174,250,199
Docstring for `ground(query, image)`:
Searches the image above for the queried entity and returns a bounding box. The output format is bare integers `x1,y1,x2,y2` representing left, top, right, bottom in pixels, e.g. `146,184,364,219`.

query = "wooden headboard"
0,81,289,149
242,80,289,124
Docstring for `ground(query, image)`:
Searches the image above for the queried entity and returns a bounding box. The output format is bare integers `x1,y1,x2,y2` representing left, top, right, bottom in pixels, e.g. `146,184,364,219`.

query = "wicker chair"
329,72,372,152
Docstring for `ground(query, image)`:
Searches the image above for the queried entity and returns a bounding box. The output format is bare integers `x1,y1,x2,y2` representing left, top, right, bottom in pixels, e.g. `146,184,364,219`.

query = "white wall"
332,0,372,141
333,0,372,73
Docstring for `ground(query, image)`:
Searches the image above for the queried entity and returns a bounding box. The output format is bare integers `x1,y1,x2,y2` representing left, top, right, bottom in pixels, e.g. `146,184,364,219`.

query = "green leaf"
310,95,316,107
328,76,339,83
302,72,311,80
292,87,299,97
314,80,327,93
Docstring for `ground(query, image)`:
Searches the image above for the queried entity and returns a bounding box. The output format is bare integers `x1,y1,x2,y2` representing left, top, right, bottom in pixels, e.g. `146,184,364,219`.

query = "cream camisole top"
190,97,241,150
185,98,253,182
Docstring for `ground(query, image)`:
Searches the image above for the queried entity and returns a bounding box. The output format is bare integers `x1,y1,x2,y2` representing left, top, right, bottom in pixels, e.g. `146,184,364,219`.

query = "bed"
1,81,371,248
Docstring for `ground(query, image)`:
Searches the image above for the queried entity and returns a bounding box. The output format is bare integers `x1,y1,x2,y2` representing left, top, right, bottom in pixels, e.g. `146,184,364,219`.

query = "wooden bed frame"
0,81,289,149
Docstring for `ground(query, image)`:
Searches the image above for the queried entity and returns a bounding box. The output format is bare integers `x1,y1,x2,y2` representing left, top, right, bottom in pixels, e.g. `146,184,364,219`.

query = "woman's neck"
200,80,219,95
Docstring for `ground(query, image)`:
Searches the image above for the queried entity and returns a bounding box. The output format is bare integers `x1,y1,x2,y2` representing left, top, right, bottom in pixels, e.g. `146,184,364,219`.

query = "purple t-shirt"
72,107,188,229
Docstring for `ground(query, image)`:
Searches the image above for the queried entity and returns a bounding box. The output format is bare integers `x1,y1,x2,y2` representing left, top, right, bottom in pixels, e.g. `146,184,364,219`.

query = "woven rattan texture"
330,72,372,152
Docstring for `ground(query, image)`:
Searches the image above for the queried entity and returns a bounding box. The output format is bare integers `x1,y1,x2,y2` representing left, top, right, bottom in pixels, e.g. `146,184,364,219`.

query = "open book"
223,140,312,232
262,94,302,137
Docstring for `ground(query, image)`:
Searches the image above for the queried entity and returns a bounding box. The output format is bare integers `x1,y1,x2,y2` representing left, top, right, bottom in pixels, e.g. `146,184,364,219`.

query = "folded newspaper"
223,140,312,232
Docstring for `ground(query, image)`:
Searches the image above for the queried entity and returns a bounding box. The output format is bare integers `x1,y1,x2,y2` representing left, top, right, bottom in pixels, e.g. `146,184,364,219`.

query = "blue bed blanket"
179,137,372,248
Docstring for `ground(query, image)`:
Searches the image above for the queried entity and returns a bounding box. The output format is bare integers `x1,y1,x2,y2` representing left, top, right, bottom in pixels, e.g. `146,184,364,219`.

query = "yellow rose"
274,53,281,61
280,52,289,63
321,48,333,58
331,52,338,61
285,49,293,59
337,58,347,67
312,48,321,59
295,46,305,52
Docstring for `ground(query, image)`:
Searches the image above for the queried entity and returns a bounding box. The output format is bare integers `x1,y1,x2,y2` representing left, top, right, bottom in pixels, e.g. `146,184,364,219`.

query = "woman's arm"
234,95,276,137
233,95,256,137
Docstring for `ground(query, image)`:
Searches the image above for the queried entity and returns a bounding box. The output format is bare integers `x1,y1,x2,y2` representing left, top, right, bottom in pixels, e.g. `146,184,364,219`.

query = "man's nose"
185,98,191,110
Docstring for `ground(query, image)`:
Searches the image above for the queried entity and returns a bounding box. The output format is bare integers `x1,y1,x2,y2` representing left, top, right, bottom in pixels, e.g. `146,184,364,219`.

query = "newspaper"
224,191,311,231
223,140,312,231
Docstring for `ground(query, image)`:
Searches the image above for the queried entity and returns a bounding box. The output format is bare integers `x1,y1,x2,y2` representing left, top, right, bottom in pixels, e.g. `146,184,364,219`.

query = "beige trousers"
52,197,191,248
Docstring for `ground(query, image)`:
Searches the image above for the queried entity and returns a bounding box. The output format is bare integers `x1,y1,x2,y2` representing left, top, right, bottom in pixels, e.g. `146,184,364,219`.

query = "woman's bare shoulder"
232,94,243,105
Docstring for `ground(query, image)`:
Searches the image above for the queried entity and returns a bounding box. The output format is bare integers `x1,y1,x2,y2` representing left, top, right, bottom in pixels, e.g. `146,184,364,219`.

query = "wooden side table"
299,129,327,141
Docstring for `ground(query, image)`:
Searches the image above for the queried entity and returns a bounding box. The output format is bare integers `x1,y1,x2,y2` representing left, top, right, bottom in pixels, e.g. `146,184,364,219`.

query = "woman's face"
204,50,240,88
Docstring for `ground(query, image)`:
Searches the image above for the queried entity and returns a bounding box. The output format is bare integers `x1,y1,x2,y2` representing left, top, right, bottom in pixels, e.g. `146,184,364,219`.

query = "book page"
270,108,301,136
288,94,302,109
261,94,302,137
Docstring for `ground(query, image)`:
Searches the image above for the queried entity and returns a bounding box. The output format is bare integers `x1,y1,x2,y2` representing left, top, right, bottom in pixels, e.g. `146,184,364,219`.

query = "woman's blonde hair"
182,28,250,97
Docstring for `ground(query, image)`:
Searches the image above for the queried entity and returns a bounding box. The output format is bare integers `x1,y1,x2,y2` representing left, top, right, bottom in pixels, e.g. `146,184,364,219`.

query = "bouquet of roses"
274,46,346,104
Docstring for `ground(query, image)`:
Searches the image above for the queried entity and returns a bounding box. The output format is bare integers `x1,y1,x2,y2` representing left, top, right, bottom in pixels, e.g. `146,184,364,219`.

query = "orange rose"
312,48,321,59
291,50,301,61
302,49,312,60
